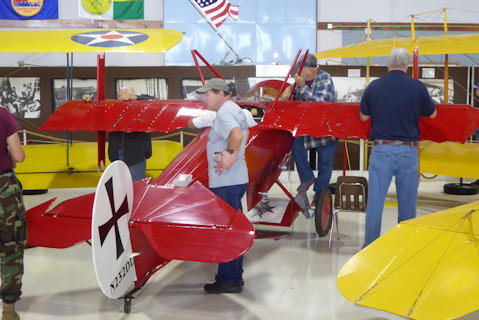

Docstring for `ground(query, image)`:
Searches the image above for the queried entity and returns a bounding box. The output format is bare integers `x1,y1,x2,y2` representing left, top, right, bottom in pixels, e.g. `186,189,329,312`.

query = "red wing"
27,179,254,263
39,100,207,133
261,101,369,140
27,197,93,248
261,102,479,143
130,181,255,263
420,104,479,143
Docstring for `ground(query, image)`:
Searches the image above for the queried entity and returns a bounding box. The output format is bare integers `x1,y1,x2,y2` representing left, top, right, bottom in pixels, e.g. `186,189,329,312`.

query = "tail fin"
91,160,137,299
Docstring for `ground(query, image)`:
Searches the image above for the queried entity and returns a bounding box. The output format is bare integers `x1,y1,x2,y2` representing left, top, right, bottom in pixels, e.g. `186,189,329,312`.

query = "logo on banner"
71,30,149,48
12,0,44,17
82,0,111,15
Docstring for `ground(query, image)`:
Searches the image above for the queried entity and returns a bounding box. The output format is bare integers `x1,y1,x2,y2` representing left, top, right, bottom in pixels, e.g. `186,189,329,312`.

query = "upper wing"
260,101,479,143
39,100,208,133
315,33,479,59
1,29,182,53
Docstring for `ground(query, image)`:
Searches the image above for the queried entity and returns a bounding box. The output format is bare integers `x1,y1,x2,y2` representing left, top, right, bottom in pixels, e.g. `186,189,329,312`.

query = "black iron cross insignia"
98,177,130,259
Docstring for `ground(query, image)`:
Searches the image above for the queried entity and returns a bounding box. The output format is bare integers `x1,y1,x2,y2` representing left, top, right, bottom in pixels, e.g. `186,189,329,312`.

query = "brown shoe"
2,303,19,320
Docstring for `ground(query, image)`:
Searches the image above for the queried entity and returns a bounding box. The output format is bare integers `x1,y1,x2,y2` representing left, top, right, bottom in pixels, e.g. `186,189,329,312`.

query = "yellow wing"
337,200,479,319
0,29,182,53
316,33,479,58
420,141,479,179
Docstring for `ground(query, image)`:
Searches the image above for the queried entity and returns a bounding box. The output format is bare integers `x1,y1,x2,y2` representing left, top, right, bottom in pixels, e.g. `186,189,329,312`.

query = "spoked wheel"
314,187,333,237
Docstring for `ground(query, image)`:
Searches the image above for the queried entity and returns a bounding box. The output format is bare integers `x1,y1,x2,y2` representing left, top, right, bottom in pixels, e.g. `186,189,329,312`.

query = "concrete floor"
14,173,479,319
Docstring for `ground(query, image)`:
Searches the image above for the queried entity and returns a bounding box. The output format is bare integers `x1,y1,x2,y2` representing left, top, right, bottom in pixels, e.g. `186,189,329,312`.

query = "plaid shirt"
295,68,338,149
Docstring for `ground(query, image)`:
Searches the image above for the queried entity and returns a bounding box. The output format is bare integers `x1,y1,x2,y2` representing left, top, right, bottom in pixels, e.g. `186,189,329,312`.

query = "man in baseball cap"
196,78,231,95
196,78,250,294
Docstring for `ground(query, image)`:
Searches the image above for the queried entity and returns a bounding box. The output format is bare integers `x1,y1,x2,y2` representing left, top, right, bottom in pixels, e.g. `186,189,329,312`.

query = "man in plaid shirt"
283,53,338,216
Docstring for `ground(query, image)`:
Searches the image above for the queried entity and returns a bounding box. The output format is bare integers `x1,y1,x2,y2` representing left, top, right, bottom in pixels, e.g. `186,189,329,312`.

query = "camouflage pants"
0,171,27,304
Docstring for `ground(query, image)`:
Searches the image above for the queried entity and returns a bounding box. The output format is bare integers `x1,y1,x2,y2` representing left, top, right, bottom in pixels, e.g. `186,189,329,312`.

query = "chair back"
333,176,368,211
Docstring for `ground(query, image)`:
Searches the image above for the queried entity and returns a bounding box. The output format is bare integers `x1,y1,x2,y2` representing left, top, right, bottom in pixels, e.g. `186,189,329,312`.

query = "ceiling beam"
318,22,479,32
0,19,164,29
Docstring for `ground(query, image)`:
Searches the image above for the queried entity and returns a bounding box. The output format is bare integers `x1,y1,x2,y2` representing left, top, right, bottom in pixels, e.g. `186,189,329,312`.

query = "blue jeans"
129,158,147,182
210,183,247,285
291,137,338,192
363,145,419,248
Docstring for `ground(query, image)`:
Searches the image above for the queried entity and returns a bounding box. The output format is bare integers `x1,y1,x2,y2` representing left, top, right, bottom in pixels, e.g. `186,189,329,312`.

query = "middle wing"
260,101,479,143
39,100,208,133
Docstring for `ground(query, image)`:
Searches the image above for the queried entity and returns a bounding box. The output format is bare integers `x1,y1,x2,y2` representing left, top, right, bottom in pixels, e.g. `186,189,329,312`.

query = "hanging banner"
113,0,144,20
0,0,58,20
79,0,113,20
79,0,144,20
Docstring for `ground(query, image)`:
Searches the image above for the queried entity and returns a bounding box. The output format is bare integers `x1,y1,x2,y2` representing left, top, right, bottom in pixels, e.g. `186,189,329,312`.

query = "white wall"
1,1,478,67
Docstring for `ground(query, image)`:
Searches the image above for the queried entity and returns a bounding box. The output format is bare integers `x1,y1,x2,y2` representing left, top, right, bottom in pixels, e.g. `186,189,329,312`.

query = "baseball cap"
196,78,230,93
474,83,479,89
293,53,317,74
302,53,317,67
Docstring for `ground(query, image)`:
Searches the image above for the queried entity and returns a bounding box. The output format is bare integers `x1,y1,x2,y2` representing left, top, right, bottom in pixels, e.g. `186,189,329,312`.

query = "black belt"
373,140,418,147
0,168,13,175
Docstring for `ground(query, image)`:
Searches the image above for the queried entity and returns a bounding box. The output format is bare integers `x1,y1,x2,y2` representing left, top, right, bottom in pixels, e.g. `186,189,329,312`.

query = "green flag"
113,0,144,20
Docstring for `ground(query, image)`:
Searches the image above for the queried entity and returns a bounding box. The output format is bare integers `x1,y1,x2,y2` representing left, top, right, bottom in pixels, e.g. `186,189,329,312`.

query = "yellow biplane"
1,28,184,190
317,9,479,319
316,11,479,183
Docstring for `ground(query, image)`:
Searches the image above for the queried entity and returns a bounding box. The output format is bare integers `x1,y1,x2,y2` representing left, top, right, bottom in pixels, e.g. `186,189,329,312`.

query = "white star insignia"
77,31,141,46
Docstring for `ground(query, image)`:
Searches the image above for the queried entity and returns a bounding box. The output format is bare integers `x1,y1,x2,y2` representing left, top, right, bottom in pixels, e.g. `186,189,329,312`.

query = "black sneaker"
473,180,479,186
215,274,244,286
204,280,242,294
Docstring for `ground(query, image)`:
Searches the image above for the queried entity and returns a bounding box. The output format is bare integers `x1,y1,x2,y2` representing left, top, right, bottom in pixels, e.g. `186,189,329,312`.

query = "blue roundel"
71,30,149,48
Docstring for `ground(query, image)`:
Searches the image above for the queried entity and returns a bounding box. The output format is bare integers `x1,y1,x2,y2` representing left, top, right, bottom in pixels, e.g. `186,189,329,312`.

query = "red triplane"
26,50,479,312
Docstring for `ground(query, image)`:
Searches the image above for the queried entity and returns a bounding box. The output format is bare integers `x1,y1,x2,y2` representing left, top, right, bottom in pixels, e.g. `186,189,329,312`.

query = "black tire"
124,298,131,313
444,183,479,195
23,189,48,195
314,188,333,237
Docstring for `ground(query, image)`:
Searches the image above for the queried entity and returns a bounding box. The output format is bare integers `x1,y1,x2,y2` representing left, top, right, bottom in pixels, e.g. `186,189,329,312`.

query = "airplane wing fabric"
261,101,369,140
316,33,479,58
0,29,182,53
39,100,208,133
337,201,479,320
131,181,255,263
27,197,93,248
419,141,479,179
260,102,479,143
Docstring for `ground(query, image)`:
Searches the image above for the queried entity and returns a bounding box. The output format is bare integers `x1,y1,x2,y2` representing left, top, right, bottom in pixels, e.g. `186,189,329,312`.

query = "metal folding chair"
329,176,368,249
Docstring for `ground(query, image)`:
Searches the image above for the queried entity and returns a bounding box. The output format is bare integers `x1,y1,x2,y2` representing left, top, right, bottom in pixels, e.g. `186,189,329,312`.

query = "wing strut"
265,49,303,113
191,50,223,85
97,53,106,171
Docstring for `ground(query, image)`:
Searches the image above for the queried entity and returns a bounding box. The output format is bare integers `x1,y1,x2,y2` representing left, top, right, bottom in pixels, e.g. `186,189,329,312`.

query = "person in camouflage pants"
0,171,26,306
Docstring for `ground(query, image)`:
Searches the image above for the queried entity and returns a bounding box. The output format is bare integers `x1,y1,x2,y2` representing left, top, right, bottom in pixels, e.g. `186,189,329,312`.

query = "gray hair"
388,47,410,69
119,86,135,95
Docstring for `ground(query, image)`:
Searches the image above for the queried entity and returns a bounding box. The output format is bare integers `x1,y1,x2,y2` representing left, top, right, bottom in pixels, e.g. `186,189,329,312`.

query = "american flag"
195,0,239,28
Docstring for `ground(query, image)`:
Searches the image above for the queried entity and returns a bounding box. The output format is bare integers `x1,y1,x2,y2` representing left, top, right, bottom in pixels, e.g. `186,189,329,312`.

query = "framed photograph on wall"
0,77,40,118
52,79,97,111
116,78,168,100
422,79,454,104
334,77,378,102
